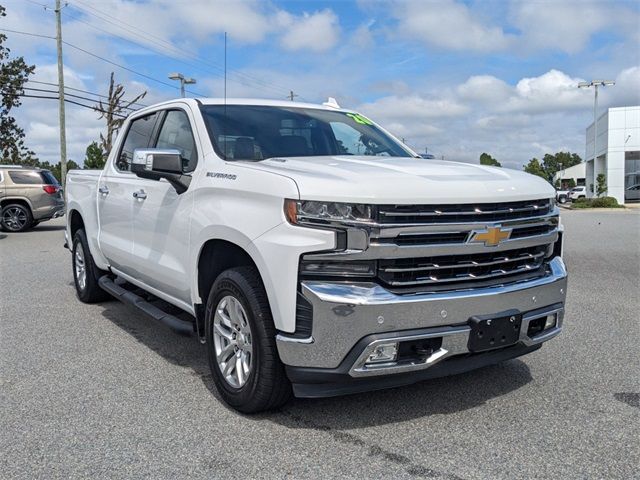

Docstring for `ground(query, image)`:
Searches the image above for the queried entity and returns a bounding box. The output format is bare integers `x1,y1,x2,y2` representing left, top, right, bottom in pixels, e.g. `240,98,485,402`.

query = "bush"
591,196,622,208
572,196,622,209
572,198,592,208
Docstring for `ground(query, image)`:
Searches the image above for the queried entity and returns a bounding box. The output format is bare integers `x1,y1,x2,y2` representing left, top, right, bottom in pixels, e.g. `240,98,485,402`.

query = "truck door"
97,111,161,274
129,108,198,304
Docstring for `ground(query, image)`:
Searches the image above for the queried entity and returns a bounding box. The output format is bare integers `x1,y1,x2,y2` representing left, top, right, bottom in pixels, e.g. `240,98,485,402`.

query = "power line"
62,40,206,96
22,0,53,9
16,93,128,118
0,28,54,40
0,28,202,97
27,80,148,108
67,0,299,98
22,86,140,112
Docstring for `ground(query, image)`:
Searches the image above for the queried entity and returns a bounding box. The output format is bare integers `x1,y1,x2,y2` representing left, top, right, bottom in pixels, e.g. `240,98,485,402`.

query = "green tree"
596,173,607,197
524,151,582,183
479,152,501,167
95,72,146,157
0,4,37,165
83,141,105,169
566,178,576,189
523,158,547,180
541,152,582,179
39,159,79,183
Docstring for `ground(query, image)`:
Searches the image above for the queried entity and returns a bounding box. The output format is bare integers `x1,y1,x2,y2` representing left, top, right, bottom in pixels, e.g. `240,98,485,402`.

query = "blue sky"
3,0,640,168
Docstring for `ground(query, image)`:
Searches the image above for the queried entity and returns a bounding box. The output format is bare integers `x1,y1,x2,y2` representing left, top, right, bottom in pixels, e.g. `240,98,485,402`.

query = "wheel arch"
196,239,260,308
69,209,85,239
0,197,33,213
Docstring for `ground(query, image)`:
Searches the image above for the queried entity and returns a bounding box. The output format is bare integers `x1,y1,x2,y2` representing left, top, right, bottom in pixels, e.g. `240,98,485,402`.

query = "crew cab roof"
131,98,350,117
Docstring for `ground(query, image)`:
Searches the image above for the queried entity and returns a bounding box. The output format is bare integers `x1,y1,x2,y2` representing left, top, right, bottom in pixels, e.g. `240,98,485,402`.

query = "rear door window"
8,171,45,184
155,110,198,173
117,112,161,172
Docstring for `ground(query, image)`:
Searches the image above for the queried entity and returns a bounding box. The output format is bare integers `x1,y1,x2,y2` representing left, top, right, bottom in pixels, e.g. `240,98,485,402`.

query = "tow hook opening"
398,337,443,362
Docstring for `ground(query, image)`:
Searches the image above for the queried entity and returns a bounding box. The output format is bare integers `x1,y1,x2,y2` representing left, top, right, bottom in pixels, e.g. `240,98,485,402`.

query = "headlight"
284,199,373,225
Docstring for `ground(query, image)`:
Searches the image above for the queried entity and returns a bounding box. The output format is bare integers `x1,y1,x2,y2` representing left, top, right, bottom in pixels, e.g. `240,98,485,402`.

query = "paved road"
1,210,639,479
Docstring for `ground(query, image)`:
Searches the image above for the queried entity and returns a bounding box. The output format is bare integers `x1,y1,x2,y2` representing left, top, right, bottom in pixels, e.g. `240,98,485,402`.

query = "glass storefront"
625,151,640,201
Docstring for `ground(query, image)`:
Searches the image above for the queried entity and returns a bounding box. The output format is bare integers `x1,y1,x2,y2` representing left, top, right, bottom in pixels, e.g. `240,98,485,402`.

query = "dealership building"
583,105,640,203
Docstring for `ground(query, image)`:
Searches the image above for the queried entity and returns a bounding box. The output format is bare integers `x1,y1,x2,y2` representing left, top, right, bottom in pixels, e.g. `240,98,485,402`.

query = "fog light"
544,313,557,330
366,342,398,364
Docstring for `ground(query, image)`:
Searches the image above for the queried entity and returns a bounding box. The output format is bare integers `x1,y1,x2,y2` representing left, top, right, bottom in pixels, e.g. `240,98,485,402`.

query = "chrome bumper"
276,256,567,371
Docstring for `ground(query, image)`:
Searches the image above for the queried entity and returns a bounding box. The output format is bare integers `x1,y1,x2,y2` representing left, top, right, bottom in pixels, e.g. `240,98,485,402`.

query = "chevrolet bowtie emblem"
469,226,512,247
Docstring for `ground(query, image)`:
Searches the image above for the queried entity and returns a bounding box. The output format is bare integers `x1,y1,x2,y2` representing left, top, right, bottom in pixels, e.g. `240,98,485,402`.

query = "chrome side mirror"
131,148,191,194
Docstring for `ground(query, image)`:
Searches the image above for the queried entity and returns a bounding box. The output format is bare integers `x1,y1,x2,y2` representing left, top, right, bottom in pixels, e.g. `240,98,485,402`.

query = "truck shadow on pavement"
33,224,67,231
100,304,533,429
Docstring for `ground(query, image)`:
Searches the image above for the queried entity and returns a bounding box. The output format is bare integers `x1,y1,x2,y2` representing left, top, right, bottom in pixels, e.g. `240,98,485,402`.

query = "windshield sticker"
346,113,374,125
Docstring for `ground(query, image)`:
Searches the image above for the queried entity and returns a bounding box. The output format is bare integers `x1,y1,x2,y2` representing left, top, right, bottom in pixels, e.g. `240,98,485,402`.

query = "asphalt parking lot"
1,210,639,479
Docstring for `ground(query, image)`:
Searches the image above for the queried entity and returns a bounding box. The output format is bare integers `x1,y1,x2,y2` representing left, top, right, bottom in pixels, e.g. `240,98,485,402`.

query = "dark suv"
0,166,65,232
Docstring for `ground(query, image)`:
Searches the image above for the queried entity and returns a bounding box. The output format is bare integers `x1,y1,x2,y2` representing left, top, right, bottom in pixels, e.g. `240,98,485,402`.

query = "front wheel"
72,229,110,303
205,266,291,413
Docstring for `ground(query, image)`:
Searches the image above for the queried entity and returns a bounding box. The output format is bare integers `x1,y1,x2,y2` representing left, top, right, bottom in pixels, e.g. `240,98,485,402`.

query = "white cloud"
457,75,512,104
353,66,640,167
393,0,513,52
351,20,376,49
511,1,640,54
276,9,340,52
502,69,591,113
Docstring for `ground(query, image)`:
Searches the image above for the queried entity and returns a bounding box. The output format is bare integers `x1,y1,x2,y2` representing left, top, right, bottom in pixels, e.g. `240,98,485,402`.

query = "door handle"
133,189,147,200
98,186,109,195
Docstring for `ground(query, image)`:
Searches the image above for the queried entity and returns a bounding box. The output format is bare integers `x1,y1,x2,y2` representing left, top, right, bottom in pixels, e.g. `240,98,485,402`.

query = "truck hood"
239,156,555,204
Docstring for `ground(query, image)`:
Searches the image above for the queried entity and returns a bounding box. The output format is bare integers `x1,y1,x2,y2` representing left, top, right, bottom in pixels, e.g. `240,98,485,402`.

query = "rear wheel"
72,229,110,303
205,266,291,413
1,203,33,232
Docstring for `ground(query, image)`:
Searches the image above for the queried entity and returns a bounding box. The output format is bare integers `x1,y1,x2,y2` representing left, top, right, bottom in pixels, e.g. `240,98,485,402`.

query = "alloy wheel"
2,207,28,231
213,295,253,388
74,246,87,291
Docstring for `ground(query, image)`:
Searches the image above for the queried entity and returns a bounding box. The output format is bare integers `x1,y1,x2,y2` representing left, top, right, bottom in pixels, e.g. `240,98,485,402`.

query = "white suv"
568,186,587,200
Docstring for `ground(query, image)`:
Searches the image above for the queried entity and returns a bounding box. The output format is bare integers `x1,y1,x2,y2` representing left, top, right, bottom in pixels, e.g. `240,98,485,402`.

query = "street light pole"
578,80,615,197
168,72,196,98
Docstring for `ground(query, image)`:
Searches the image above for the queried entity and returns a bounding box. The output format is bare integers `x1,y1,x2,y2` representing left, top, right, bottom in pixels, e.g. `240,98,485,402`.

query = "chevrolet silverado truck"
65,98,567,413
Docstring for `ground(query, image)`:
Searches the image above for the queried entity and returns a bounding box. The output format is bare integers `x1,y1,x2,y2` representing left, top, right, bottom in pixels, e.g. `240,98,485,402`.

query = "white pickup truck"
65,98,567,412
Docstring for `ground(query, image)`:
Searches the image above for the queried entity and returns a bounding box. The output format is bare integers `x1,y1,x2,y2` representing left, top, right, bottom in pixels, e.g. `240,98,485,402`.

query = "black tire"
1,203,33,232
205,266,291,413
558,195,567,204
72,229,110,303
579,195,586,199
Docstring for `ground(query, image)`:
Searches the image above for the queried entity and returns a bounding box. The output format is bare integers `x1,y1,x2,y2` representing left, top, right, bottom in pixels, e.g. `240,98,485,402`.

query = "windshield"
200,105,413,161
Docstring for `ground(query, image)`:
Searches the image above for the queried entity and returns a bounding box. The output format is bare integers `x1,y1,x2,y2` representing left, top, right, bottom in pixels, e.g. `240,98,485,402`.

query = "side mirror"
131,149,191,194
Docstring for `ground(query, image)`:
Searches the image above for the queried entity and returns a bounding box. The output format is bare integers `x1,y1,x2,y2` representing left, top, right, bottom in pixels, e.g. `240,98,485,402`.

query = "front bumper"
276,256,567,394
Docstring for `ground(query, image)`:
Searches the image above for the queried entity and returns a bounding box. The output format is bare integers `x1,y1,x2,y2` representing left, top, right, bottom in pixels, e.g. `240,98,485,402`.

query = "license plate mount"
467,310,522,352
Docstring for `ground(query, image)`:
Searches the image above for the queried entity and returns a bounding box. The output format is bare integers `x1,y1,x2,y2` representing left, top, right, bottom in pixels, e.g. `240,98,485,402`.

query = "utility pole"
55,0,67,185
287,90,298,101
578,80,615,196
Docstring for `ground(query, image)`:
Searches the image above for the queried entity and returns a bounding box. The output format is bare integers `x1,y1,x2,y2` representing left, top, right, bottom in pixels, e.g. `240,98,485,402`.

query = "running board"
98,276,193,336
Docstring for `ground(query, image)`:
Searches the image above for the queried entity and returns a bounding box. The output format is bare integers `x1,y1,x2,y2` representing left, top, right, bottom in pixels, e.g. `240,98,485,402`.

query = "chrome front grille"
377,199,553,224
378,245,548,287
302,198,560,293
